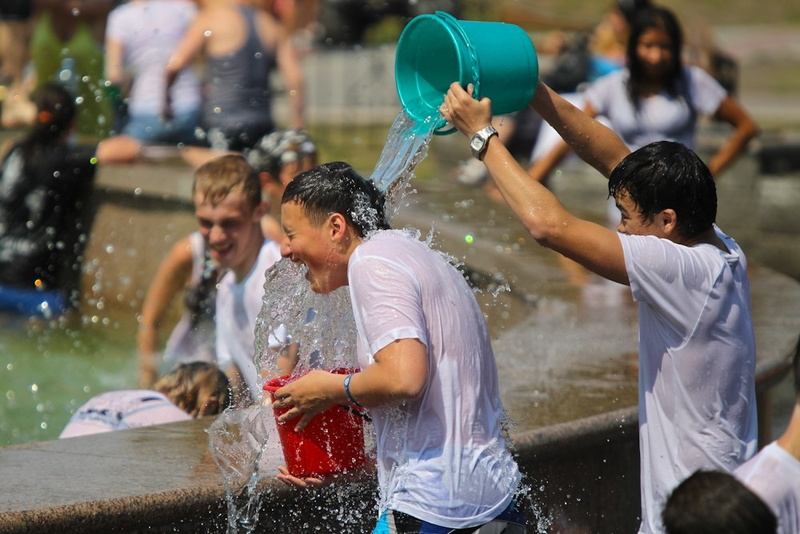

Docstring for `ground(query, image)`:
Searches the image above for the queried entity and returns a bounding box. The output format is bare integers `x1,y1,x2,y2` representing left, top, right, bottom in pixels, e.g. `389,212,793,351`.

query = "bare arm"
443,82,629,285
707,96,759,176
527,81,630,178
137,236,194,387
164,10,208,116
104,37,125,87
275,31,305,130
527,101,601,183
272,338,428,430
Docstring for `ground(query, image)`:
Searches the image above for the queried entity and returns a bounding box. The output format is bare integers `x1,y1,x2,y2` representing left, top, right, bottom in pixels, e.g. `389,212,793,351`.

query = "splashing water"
208,109,441,530
370,110,437,218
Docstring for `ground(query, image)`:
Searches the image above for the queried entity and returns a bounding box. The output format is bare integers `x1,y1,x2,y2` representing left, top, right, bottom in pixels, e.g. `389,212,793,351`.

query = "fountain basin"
2,154,799,532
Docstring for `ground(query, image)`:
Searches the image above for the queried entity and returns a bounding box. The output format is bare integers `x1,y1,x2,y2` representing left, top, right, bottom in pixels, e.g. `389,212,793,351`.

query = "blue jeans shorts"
123,110,201,145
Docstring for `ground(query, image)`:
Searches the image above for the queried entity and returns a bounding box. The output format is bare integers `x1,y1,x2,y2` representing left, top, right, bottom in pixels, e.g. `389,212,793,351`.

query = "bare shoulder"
254,7,286,47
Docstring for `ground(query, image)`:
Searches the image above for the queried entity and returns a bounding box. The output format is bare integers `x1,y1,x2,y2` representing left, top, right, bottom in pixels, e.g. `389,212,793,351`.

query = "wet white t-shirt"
348,230,521,529
621,225,758,534
735,441,800,534
585,66,727,150
216,239,282,401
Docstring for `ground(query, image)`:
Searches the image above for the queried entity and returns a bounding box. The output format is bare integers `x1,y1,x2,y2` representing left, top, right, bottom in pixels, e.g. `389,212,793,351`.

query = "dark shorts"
203,121,274,152
0,0,33,20
374,497,527,534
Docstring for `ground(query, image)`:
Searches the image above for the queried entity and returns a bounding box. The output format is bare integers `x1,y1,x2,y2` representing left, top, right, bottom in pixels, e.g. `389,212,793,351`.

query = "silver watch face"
470,135,484,152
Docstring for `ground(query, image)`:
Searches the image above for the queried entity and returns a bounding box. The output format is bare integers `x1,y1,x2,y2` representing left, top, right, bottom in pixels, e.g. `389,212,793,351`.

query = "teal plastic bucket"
395,11,538,135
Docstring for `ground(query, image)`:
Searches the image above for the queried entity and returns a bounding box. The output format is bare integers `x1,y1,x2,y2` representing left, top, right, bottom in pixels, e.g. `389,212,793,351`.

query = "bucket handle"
432,11,481,136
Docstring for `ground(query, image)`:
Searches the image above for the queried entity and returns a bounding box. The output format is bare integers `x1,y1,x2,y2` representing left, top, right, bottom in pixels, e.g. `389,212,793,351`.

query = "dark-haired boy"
443,80,757,534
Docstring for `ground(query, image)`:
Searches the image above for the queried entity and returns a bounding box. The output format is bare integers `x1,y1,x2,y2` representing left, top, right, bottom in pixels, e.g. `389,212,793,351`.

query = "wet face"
636,27,674,81
280,200,347,294
615,189,662,237
194,188,262,279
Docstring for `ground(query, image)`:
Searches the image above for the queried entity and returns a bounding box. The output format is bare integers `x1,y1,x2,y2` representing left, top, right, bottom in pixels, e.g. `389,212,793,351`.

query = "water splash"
209,109,440,529
369,110,437,220
253,259,357,379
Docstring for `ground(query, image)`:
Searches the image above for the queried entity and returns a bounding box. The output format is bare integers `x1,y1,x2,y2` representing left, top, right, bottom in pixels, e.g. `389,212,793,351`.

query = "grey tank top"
204,5,277,128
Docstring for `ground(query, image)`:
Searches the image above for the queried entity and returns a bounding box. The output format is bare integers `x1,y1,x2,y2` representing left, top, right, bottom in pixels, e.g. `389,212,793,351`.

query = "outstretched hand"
276,466,327,488
440,83,494,138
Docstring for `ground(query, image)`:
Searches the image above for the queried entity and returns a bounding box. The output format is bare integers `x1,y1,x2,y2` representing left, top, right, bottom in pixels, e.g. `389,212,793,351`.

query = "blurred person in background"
59,361,230,438
100,0,203,162
165,0,305,159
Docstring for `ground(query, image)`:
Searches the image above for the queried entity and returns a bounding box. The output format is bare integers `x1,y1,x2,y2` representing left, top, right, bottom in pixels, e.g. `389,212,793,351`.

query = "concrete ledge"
1,411,643,533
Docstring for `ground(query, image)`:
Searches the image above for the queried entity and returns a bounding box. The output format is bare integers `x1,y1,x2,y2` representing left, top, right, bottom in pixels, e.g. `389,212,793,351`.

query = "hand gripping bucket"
395,11,538,134
264,371,368,478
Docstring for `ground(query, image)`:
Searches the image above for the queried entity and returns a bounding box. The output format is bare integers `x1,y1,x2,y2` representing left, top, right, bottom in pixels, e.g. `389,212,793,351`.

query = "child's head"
662,470,776,534
192,155,265,277
154,362,231,417
609,141,716,240
192,154,262,211
245,129,318,196
29,83,76,144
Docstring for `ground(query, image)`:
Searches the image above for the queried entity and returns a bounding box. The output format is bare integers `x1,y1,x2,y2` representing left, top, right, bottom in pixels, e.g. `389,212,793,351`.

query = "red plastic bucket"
264,370,368,478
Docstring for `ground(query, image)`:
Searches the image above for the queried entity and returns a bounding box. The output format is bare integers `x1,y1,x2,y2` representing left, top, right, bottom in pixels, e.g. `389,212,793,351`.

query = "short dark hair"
281,161,390,237
662,470,776,534
609,141,717,239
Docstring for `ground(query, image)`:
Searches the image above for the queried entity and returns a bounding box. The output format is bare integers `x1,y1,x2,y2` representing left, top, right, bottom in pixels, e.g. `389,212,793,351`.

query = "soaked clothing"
202,5,277,151
735,442,800,534
0,141,97,313
584,66,727,150
621,225,758,534
59,390,190,438
163,232,218,369
216,239,283,401
348,230,522,530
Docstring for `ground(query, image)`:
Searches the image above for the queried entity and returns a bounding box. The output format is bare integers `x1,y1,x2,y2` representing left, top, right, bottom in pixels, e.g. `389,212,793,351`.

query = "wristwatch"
469,125,498,160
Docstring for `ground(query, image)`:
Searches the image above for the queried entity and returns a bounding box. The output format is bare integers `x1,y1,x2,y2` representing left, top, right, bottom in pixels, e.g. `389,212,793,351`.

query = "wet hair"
19,83,76,168
609,141,716,239
662,470,777,534
154,362,231,418
626,6,690,112
244,129,318,183
281,161,391,237
192,154,262,210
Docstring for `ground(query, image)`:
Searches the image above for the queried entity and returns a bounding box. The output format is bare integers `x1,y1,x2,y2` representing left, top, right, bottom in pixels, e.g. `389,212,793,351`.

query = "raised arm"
443,82,629,285
527,81,630,178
